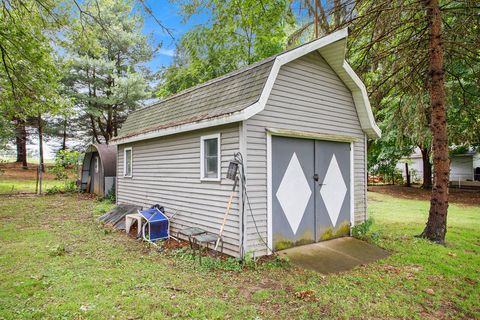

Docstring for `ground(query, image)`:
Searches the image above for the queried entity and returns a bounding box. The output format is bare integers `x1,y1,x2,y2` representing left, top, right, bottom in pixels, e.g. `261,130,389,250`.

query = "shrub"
51,150,81,180
104,188,116,203
352,217,374,240
63,180,77,193
46,185,63,194
46,180,78,194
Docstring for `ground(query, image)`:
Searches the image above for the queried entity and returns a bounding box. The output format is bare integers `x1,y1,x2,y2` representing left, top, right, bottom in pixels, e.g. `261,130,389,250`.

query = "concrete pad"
278,237,390,274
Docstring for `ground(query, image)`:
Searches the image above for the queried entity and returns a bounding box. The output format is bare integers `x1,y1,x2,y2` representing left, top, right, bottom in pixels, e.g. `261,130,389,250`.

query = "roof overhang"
112,28,380,145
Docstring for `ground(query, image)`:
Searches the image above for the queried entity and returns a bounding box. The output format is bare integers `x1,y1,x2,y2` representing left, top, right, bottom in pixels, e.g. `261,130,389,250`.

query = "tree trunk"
420,0,449,243
62,116,67,151
405,162,411,187
15,119,28,168
421,147,432,188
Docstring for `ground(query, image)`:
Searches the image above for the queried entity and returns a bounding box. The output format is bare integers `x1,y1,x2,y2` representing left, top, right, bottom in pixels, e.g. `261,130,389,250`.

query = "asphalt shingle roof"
114,56,276,141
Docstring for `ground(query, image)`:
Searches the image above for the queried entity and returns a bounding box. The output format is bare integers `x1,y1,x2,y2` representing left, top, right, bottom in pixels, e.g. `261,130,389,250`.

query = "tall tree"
419,0,449,242
157,0,295,97
63,0,153,144
290,0,479,243
0,0,69,170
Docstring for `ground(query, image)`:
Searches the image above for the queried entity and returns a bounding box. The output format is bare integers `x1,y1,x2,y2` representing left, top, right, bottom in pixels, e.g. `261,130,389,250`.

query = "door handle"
314,174,326,185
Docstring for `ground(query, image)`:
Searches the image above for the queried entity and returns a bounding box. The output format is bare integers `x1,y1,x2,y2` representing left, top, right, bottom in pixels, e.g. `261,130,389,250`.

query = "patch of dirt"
0,162,56,180
159,238,190,251
369,185,480,206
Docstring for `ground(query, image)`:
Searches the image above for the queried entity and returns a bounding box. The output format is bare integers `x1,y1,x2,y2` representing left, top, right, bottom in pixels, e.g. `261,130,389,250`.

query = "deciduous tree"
157,0,295,97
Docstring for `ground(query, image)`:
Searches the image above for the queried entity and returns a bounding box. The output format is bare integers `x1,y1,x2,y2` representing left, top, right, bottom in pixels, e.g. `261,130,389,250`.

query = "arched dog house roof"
84,144,117,176
81,144,117,196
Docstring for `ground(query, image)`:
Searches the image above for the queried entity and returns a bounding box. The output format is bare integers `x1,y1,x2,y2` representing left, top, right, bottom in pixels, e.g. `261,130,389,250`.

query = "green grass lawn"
0,179,64,194
0,192,478,319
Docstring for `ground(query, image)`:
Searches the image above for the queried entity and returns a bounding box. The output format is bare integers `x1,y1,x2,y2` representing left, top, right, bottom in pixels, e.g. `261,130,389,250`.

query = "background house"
396,147,480,186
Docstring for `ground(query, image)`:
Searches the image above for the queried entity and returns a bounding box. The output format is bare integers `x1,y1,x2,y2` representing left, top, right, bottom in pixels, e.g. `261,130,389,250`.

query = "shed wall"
117,124,242,256
245,52,367,255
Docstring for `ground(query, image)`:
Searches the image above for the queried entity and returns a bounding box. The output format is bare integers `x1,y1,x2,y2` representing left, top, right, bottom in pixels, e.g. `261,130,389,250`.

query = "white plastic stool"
125,213,143,237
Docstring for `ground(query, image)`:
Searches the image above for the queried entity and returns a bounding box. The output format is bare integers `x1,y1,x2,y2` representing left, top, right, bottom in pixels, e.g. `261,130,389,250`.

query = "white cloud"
158,48,175,57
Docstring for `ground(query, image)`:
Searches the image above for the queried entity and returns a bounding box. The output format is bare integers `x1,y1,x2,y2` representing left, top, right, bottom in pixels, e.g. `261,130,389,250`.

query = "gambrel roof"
112,28,381,144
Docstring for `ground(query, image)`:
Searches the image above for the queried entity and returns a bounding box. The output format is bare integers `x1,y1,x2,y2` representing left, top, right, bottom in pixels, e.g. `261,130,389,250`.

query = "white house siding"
474,153,480,169
450,156,474,181
244,52,367,255
396,157,424,183
117,123,242,257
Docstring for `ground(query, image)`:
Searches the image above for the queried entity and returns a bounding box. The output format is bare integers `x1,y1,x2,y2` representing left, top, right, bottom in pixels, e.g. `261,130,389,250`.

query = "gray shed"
80,144,117,197
111,29,381,257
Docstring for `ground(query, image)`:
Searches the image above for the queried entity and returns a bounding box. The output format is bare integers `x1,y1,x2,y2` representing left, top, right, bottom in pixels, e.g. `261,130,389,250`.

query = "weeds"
170,247,290,272
352,217,380,241
93,199,115,216
46,180,78,194
48,244,66,257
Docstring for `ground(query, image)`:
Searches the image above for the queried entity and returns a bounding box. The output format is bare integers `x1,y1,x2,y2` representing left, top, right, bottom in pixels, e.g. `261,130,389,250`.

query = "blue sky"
140,1,209,71
140,1,309,72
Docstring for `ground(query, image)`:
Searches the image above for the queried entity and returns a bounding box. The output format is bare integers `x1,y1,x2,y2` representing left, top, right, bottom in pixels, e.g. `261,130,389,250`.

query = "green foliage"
0,117,14,150
63,0,154,143
172,248,243,272
104,188,116,203
48,244,67,257
351,217,375,240
259,255,291,270
46,180,78,194
94,199,116,216
51,150,81,180
0,0,71,121
157,0,295,97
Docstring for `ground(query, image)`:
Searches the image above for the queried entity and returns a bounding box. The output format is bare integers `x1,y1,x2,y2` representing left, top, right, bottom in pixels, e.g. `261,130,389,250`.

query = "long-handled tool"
215,175,238,251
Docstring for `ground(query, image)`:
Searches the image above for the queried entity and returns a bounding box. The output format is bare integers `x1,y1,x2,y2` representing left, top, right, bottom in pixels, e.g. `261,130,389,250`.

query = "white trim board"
112,28,380,145
200,133,221,181
266,131,273,254
123,147,132,177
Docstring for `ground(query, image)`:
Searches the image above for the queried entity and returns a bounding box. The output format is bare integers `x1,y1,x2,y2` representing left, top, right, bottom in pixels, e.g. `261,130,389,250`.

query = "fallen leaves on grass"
424,288,435,295
384,265,401,274
294,289,318,302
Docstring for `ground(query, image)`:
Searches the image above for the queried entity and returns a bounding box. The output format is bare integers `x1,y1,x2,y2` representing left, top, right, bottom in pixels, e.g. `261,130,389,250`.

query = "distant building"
396,148,480,186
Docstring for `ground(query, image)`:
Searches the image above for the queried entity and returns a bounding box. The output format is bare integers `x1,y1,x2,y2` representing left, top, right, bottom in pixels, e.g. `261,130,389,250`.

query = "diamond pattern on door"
320,154,347,226
275,152,312,234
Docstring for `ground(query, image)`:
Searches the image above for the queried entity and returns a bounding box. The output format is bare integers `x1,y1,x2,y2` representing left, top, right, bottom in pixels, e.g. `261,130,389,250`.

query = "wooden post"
35,165,39,194
38,113,44,194
405,162,411,187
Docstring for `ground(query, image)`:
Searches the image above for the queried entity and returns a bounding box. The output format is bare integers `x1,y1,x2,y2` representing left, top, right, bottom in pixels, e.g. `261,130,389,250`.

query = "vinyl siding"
117,123,242,257
245,52,367,255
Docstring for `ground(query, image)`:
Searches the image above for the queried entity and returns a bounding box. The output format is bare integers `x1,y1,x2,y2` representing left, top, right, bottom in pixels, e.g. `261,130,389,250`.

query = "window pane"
125,150,132,176
204,138,218,178
205,138,218,157
206,156,218,178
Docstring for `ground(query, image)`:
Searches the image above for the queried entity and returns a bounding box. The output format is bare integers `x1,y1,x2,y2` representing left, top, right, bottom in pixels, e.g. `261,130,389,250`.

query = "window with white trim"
124,147,132,177
200,134,221,180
